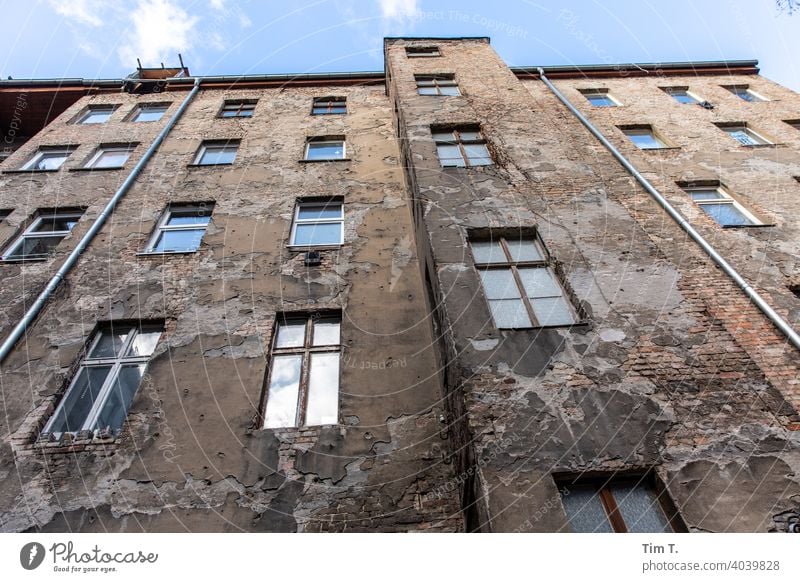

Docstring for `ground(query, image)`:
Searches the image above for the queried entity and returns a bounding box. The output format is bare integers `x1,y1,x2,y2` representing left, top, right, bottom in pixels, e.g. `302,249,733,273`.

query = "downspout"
0,77,203,364
536,68,800,352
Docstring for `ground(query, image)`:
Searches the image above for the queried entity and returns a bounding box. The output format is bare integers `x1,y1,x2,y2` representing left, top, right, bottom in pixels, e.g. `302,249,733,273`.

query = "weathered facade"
0,37,798,533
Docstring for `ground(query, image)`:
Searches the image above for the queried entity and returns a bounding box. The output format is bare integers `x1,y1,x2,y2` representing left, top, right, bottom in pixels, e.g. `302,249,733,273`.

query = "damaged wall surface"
0,37,798,533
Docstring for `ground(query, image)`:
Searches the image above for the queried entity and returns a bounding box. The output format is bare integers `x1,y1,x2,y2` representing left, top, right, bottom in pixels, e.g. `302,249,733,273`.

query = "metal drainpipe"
536,68,800,352
0,77,202,364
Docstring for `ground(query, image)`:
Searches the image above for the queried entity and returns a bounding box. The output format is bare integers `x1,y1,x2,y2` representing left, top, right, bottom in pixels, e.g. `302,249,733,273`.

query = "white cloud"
378,0,420,21
209,0,226,10
49,0,107,27
118,0,199,67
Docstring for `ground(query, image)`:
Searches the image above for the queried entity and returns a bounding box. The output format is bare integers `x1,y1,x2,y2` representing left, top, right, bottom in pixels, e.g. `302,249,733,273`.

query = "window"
785,120,800,131
219,100,257,118
145,203,213,253
662,87,700,104
725,85,766,102
406,46,440,57
717,123,772,146
290,200,343,247
2,210,83,261
21,147,76,171
193,140,239,165
580,89,619,107
559,476,684,533
76,105,117,124
682,184,761,227
433,127,492,167
83,144,136,169
416,75,460,96
131,103,169,122
311,97,347,115
263,314,340,428
304,137,346,161
43,323,163,436
0,209,11,222
471,235,577,328
621,127,669,150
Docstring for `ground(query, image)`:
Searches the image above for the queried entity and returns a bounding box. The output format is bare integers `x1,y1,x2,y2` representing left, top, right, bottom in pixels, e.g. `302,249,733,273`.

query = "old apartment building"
0,37,798,533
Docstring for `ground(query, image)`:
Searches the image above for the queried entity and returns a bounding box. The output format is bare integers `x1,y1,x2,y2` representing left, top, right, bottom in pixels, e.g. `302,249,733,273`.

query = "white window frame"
662,87,702,104
304,139,346,161
683,185,762,227
131,103,169,122
726,85,767,102
43,324,162,437
289,200,344,247
262,313,341,429
720,124,772,146
21,148,75,171
83,145,135,169
1,210,83,261
144,204,213,253
581,90,621,107
193,141,239,165
471,236,578,329
622,127,669,150
76,105,117,125
415,75,460,96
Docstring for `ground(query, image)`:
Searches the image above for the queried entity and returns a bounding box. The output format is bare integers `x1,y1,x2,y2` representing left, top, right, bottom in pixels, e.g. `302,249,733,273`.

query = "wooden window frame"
311,97,347,115
218,100,257,118
261,313,341,428
415,75,460,96
433,127,492,168
471,235,578,329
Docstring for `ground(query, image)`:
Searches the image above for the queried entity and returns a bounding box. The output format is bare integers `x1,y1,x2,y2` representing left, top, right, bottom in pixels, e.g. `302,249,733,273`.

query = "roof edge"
512,60,760,79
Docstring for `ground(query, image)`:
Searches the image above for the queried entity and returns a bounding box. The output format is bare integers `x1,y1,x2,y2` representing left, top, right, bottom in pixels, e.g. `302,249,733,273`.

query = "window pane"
437,144,464,166
134,107,167,122
263,355,302,428
313,319,340,346
688,190,723,201
611,484,671,533
561,487,614,533
518,267,561,298
5,236,64,260
297,204,342,220
30,153,69,170
152,229,206,252
306,142,344,160
275,321,306,348
32,216,79,232
726,129,763,146
48,366,112,433
126,328,162,357
167,211,212,226
586,94,615,107
458,131,481,141
292,223,342,246
305,353,340,426
479,269,520,299
489,299,530,328
91,150,131,168
417,87,438,95
698,203,754,226
199,146,237,165
432,131,456,142
464,144,492,165
91,364,145,432
90,329,130,359
439,86,461,96
626,132,664,149
471,241,506,264
531,296,575,326
81,110,113,124
506,239,543,262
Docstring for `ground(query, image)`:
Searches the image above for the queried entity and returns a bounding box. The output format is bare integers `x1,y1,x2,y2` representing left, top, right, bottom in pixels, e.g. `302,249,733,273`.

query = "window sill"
186,163,235,168
738,143,783,149
639,146,681,152
1,257,49,264
287,245,343,252
1,168,61,174
299,158,351,164
34,431,118,452
137,250,200,257
69,166,125,172
721,223,775,229
498,321,591,331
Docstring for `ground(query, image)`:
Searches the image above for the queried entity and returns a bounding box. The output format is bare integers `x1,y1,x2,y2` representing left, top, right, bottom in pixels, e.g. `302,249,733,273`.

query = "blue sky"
1,0,798,90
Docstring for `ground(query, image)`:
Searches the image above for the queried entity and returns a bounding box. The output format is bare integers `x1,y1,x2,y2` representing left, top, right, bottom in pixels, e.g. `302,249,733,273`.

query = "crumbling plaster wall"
0,84,462,532
387,38,800,532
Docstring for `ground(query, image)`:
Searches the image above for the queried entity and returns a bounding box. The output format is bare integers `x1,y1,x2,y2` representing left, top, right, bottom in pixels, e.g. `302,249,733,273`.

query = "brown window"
312,97,347,115
262,313,341,429
219,100,257,118
471,235,578,329
415,74,460,96
558,474,686,533
406,46,440,57
433,126,492,167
